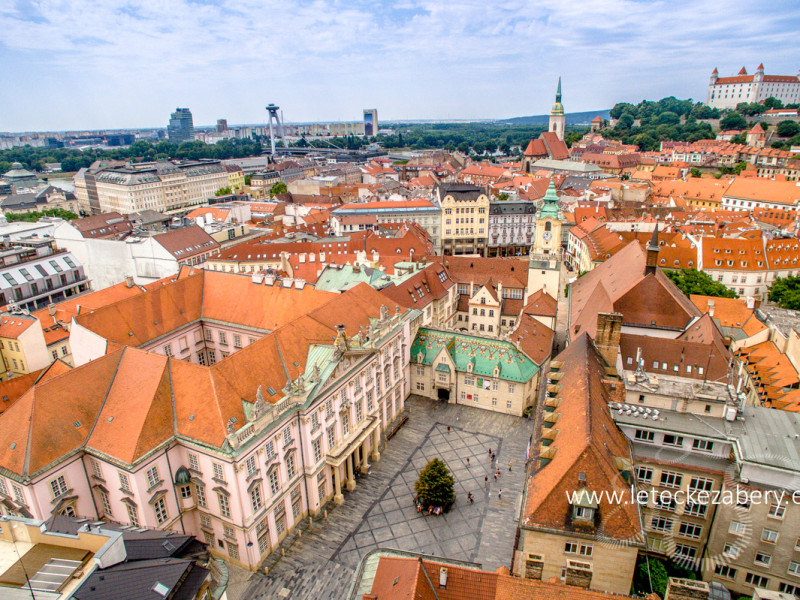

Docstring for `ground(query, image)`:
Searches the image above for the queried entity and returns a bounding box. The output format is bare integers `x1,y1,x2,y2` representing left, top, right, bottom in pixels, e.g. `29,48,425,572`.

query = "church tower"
533,179,562,256
527,178,563,301
549,77,566,142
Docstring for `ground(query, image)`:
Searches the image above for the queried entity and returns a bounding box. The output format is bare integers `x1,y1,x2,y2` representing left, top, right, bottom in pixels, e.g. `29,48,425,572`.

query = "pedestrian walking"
466,457,470,467
493,472,497,481
491,452,496,463
447,425,451,434
508,461,512,472
488,448,492,457
484,476,488,488
496,468,500,478
498,489,503,499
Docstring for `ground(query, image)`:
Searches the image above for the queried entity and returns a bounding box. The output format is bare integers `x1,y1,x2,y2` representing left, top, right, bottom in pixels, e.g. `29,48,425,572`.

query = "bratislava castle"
707,63,800,110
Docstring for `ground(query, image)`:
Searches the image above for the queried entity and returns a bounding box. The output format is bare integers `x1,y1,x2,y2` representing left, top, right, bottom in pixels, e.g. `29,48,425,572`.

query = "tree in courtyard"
270,181,288,197
690,167,702,178
768,276,800,310
214,186,232,196
415,458,455,511
631,556,669,597
666,268,737,299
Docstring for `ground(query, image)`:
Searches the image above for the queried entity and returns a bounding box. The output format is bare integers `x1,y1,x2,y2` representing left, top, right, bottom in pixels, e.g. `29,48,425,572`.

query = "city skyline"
1,0,799,132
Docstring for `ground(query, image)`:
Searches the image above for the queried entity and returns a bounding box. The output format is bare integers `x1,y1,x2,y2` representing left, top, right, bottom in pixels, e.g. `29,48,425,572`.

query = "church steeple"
549,77,566,142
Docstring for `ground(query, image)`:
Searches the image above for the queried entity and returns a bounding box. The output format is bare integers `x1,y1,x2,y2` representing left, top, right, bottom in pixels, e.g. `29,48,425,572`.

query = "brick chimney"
707,299,715,317
645,224,660,276
594,312,622,367
564,559,592,589
664,578,709,600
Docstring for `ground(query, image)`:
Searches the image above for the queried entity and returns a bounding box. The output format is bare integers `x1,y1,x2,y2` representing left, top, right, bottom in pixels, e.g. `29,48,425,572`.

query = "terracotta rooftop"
433,256,528,290
523,334,642,543
0,281,404,476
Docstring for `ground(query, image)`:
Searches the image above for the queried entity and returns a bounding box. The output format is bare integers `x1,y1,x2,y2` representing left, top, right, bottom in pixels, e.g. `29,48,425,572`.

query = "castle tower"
549,77,566,142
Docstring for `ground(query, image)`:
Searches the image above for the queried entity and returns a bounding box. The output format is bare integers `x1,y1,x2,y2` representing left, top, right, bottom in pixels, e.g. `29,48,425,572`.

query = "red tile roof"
523,334,643,543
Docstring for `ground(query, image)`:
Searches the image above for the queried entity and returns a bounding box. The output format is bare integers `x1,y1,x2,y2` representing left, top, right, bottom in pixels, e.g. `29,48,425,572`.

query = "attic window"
74,421,81,428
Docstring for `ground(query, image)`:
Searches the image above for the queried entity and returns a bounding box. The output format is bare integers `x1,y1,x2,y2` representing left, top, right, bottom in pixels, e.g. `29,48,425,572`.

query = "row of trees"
0,137,263,175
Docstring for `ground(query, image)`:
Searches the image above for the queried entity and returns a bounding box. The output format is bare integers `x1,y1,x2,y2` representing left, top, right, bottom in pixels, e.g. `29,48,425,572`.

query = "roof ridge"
167,359,178,437
82,348,128,465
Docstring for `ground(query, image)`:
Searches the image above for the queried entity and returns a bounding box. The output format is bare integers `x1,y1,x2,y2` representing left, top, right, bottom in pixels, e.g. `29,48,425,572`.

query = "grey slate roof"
72,559,207,600
489,201,537,215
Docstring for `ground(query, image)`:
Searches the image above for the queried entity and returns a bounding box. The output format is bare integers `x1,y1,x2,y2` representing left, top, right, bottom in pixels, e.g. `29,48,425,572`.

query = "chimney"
594,312,622,367
664,578,709,600
125,275,134,288
645,224,660,275
707,299,715,317
439,567,447,588
745,296,755,309
524,553,544,580
564,560,592,589
497,282,503,299
47,303,56,317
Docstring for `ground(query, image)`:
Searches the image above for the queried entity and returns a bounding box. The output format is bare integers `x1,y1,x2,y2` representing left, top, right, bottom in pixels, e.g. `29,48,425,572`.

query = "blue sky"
1,0,799,132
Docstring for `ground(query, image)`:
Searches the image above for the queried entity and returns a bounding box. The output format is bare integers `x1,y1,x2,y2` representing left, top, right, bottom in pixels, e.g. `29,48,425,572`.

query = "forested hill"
501,110,611,125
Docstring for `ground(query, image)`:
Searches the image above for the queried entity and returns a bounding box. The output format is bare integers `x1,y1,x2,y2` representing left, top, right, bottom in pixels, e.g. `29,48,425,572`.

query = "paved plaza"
239,396,535,600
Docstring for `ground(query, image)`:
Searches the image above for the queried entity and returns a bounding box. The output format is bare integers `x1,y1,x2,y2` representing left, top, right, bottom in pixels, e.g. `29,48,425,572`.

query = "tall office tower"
168,108,194,144
216,119,228,133
363,109,378,136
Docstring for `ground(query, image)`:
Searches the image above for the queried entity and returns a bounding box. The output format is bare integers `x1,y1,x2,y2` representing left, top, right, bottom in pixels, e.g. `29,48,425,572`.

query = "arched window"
545,222,552,232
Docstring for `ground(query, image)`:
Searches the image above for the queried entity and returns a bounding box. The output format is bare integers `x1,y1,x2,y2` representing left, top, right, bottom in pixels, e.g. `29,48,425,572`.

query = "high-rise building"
363,108,378,136
167,107,194,144
216,118,228,133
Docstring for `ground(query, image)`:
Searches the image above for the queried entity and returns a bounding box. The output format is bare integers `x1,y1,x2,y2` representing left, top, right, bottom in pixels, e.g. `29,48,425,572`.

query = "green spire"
540,179,560,219
556,76,562,104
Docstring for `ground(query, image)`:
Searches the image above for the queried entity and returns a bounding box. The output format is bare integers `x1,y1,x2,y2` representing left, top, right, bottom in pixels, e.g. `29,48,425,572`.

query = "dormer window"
570,485,598,524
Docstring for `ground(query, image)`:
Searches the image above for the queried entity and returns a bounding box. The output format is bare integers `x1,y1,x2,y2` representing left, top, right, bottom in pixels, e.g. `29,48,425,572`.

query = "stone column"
359,442,370,474
334,465,343,505
345,454,356,490
371,427,381,462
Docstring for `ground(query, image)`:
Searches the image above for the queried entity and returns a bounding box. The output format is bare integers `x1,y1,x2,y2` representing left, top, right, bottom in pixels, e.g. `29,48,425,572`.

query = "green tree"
764,96,784,110
270,181,288,197
631,556,669,597
720,112,747,130
616,113,634,130
244,174,253,186
777,120,800,138
214,186,232,197
666,268,737,298
415,458,455,511
657,111,681,125
6,208,79,222
768,276,800,309
497,193,509,201
690,167,702,178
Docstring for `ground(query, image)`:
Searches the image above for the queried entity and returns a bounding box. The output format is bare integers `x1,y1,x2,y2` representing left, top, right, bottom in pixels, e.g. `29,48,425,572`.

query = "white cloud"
0,0,799,129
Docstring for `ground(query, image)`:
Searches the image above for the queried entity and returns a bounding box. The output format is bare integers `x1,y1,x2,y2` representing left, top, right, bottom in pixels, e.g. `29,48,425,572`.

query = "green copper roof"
411,328,538,383
539,180,561,219
551,76,564,116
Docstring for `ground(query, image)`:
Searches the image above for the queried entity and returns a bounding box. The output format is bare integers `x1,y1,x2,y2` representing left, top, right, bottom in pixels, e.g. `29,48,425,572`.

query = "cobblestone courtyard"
238,396,535,600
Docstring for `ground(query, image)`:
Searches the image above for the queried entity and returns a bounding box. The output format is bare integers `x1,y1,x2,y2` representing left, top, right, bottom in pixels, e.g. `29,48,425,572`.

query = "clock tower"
533,179,562,255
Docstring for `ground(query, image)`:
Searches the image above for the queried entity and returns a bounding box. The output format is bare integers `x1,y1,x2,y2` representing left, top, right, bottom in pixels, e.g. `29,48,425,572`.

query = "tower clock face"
543,231,552,242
